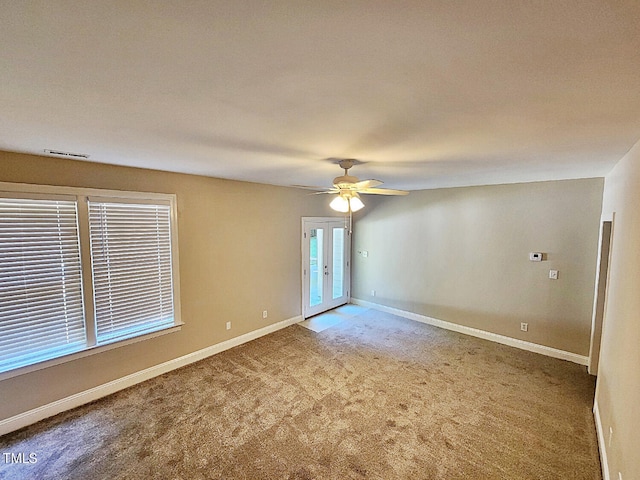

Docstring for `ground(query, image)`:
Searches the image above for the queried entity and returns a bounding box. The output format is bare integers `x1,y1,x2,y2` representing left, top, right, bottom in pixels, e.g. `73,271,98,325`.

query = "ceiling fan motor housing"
333,174,360,187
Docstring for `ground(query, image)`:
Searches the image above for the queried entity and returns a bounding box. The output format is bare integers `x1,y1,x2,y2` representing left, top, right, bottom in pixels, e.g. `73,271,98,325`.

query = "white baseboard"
351,299,589,365
593,401,610,480
0,315,302,436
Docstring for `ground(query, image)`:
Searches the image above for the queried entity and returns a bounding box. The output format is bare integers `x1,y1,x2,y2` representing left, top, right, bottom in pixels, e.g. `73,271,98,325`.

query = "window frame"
0,181,183,381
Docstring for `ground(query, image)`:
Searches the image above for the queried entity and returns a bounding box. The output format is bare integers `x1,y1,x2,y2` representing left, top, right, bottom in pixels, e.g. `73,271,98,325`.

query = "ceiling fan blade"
358,187,409,196
292,184,332,191
352,179,383,190
309,190,338,195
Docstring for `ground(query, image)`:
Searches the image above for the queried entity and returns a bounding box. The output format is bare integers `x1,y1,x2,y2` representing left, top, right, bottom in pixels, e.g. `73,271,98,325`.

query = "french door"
302,218,351,318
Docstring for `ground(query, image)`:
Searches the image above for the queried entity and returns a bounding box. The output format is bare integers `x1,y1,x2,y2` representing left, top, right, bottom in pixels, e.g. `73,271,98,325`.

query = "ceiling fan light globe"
349,196,365,212
330,195,350,212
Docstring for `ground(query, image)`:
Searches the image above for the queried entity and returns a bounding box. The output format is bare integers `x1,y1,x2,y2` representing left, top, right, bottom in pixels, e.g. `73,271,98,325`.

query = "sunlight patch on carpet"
298,304,369,332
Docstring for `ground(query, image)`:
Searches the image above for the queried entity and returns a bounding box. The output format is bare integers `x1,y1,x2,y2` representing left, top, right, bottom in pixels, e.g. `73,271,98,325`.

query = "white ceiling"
1,1,639,190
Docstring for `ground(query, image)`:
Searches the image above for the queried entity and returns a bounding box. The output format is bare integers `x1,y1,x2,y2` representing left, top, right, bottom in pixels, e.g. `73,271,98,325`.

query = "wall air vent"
44,149,90,159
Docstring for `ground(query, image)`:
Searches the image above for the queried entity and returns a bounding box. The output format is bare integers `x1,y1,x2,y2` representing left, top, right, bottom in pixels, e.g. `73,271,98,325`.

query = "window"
0,196,86,372
0,184,181,378
89,200,174,343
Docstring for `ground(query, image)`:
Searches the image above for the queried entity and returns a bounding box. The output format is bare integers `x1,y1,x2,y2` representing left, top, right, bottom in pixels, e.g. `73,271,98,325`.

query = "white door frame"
301,217,351,318
589,216,614,375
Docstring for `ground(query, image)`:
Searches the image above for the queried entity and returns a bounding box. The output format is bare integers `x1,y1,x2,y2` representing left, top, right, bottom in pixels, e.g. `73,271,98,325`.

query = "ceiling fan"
313,159,409,213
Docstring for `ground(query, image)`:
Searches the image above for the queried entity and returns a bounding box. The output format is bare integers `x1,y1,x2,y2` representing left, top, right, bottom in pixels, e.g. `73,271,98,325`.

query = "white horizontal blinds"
88,200,174,343
0,197,86,373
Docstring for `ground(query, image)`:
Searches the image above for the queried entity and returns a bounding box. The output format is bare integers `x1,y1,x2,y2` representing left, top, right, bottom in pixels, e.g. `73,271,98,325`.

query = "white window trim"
0,181,183,381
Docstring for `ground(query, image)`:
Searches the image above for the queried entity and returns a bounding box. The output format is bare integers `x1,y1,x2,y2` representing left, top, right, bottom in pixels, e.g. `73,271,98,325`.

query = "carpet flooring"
0,307,601,479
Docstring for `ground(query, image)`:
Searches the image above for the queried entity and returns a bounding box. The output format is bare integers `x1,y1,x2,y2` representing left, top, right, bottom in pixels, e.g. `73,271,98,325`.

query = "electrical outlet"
262,310,268,319
371,290,376,297
520,322,528,332
226,321,231,330
549,270,559,280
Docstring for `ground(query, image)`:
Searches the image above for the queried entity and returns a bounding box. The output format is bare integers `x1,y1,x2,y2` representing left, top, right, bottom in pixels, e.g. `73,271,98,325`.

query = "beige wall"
352,178,603,355
0,150,335,420
595,139,640,479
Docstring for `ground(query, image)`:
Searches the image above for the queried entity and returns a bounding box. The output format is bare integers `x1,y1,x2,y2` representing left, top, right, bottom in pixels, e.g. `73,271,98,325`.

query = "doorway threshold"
298,304,369,332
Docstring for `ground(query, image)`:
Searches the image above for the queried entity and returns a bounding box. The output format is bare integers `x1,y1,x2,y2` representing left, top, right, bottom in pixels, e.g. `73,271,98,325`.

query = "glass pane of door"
309,228,323,307
332,227,345,299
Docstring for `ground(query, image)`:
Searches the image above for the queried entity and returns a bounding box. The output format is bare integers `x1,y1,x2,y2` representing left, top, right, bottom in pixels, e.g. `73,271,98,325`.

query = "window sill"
0,322,184,382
